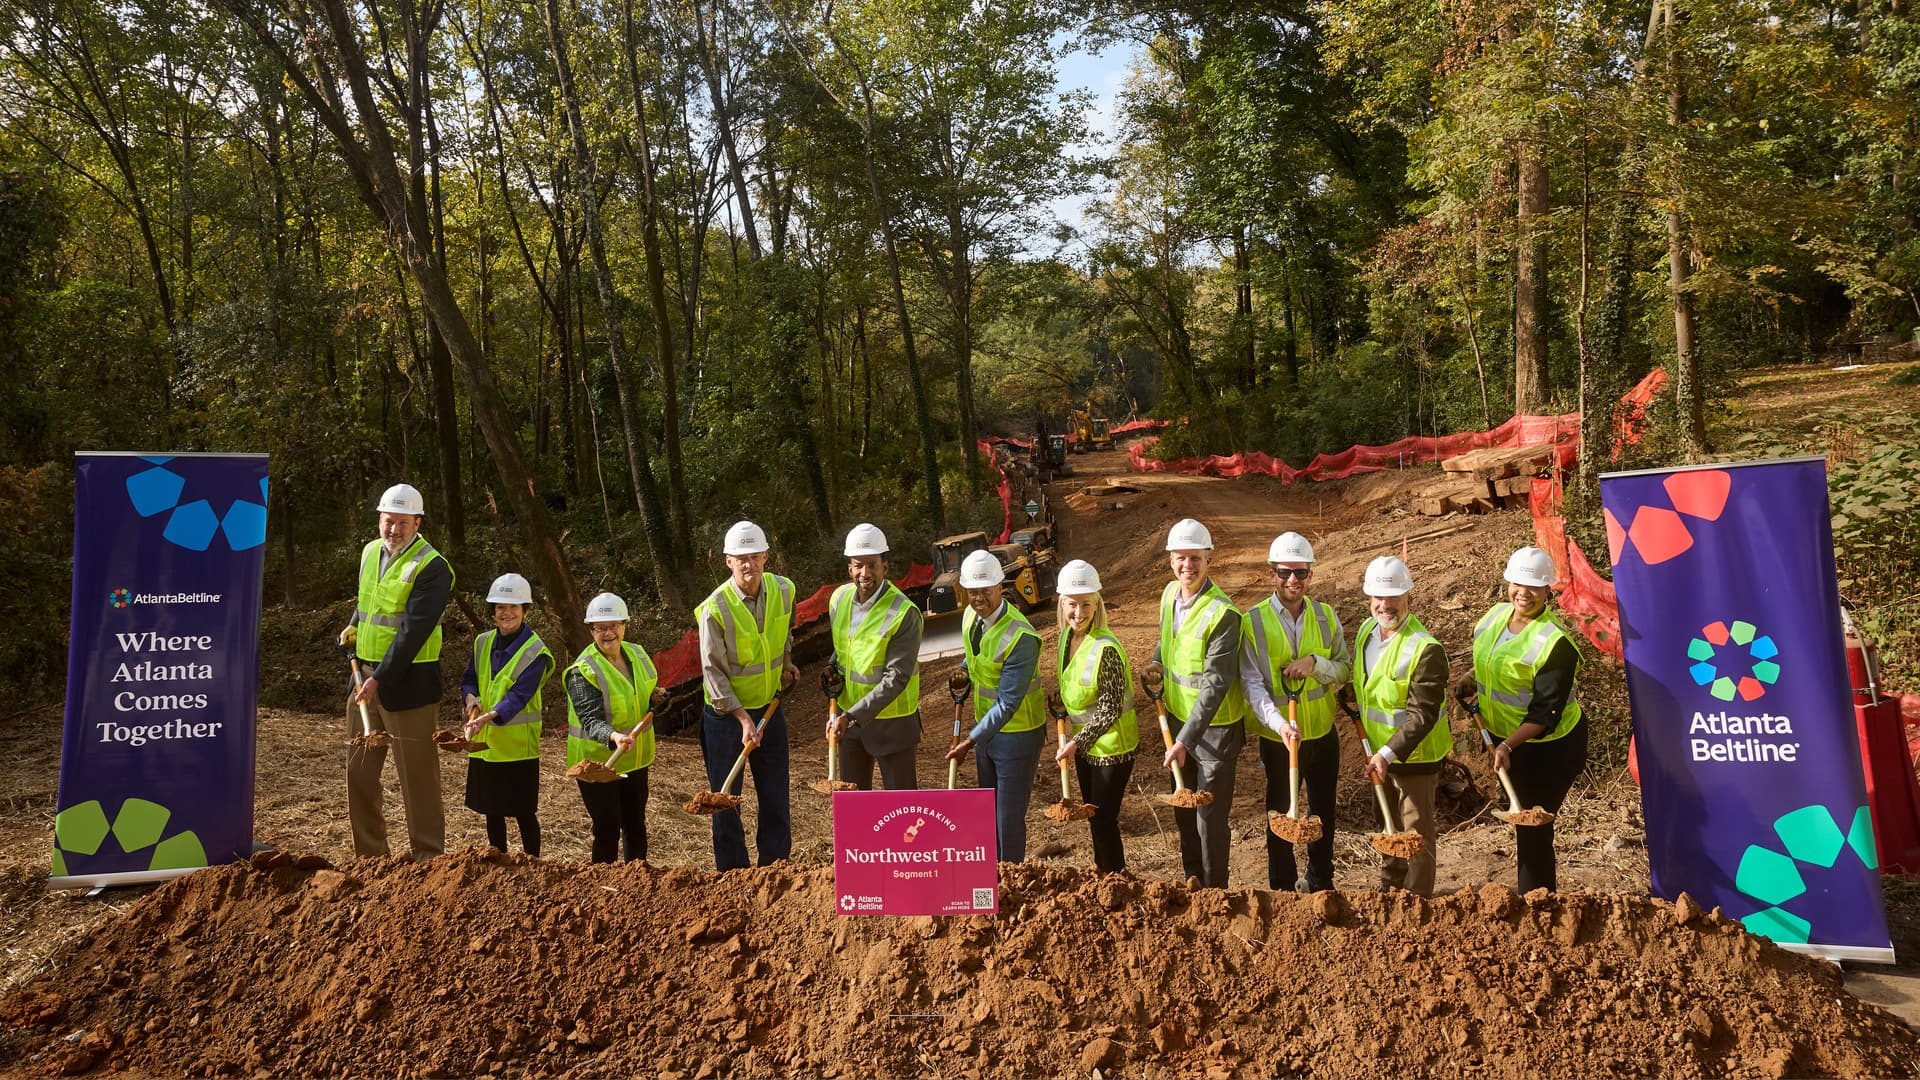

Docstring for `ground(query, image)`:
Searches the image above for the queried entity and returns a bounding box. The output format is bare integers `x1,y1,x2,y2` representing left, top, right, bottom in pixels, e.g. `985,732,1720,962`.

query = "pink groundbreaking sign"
832,789,998,916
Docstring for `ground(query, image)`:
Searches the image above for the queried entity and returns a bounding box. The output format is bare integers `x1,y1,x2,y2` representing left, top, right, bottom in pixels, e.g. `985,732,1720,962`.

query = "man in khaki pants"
340,483,453,861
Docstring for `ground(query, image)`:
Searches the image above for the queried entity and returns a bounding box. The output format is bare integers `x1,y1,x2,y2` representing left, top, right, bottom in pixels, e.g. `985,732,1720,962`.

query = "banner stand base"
48,867,201,892
1779,941,1896,965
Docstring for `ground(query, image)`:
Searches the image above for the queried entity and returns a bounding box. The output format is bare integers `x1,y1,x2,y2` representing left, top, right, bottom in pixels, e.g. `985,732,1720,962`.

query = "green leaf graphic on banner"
55,801,110,856
111,798,170,852
1848,807,1879,870
149,831,207,871
1773,805,1845,868
1735,845,1806,905
51,848,67,877
1741,906,1812,945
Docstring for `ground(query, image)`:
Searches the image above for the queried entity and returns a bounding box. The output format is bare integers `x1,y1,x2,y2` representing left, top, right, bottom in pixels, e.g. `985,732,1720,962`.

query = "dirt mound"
3,851,1915,1078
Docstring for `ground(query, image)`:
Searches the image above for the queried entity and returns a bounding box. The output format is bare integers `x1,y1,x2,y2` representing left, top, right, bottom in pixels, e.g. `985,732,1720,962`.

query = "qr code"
972,887,994,910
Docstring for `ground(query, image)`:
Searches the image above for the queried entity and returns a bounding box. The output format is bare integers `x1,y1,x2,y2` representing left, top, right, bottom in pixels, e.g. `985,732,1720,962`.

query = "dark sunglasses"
1271,567,1311,580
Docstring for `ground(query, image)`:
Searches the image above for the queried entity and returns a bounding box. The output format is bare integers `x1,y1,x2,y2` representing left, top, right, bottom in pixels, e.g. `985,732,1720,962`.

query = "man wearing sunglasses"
1239,532,1351,892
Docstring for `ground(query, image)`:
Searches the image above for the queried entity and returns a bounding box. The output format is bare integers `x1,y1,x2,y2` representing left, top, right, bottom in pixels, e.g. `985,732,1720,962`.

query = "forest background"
2,0,1917,704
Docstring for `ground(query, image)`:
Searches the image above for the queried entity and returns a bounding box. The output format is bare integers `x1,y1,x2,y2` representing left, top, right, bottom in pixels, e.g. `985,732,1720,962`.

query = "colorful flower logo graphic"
108,588,132,608
1687,619,1781,701
1733,804,1876,945
1605,468,1732,566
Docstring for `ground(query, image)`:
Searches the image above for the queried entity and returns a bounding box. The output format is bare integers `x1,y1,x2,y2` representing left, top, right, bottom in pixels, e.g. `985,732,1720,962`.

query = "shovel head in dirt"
1268,810,1324,845
432,729,486,754
685,697,778,815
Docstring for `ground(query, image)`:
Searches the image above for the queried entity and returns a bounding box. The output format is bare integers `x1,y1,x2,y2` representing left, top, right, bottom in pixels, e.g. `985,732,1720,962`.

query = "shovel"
809,702,857,794
1043,692,1097,824
1345,712,1425,858
946,672,970,791
1142,663,1211,809
567,709,657,783
684,695,779,814
435,704,490,754
1462,699,1555,826
1267,682,1324,845
347,657,392,749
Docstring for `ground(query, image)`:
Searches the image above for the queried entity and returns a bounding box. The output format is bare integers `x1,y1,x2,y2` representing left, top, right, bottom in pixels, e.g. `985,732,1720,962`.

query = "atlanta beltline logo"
1684,618,1797,764
51,797,206,877
1734,803,1877,945
108,588,223,608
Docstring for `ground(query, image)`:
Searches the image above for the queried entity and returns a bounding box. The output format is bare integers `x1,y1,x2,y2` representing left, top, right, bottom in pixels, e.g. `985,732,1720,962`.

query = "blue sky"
1046,36,1136,242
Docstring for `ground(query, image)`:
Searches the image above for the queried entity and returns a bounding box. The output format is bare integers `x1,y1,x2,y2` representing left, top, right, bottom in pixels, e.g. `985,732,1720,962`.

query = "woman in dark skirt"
459,573,555,855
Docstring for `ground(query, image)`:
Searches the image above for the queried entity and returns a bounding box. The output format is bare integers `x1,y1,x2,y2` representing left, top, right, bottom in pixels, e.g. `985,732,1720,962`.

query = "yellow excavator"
1070,404,1114,452
918,525,1058,661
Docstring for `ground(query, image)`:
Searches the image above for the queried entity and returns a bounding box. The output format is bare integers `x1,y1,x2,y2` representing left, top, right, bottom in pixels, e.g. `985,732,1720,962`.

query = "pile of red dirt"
4,850,1915,1078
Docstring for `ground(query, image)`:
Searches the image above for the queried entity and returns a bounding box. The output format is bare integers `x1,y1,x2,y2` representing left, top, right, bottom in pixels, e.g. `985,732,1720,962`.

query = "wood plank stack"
1410,445,1556,516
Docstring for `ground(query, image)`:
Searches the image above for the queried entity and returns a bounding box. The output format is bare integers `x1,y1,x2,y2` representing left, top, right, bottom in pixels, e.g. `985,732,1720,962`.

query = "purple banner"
833,789,998,915
1602,457,1891,962
52,453,269,887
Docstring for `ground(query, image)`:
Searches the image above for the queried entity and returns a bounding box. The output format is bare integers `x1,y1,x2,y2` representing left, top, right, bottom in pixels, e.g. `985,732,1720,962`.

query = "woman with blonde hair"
1050,560,1138,873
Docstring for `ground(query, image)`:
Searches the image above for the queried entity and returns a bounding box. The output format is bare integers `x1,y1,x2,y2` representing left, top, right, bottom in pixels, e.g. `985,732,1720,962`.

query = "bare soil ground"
4,374,1920,1074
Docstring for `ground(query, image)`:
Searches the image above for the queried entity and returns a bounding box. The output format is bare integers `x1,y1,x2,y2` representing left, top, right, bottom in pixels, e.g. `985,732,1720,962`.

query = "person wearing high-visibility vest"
566,592,662,863
946,549,1046,862
457,573,554,856
337,483,453,861
695,521,798,871
1455,546,1587,893
1240,532,1350,893
823,523,923,790
1352,555,1451,897
1154,518,1246,888
1050,559,1138,874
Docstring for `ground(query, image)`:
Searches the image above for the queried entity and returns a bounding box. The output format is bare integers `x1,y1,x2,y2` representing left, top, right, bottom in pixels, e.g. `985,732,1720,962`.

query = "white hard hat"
1268,531,1316,565
1057,559,1102,596
959,549,1004,589
1363,556,1413,598
1504,546,1558,588
376,483,425,516
1166,518,1213,551
724,520,769,556
584,592,630,623
844,523,889,557
487,573,533,605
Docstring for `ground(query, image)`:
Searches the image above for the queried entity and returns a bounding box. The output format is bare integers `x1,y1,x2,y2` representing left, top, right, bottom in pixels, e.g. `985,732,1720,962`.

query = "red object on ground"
1856,697,1920,874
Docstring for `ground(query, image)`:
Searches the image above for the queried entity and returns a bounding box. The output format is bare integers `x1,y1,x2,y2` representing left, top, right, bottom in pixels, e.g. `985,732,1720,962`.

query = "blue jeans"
700,701,792,871
974,725,1046,862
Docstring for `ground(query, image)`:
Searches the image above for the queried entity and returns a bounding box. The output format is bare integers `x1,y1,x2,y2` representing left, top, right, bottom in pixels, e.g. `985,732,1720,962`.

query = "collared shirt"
459,623,552,724
1240,594,1351,736
961,602,1041,742
697,577,792,713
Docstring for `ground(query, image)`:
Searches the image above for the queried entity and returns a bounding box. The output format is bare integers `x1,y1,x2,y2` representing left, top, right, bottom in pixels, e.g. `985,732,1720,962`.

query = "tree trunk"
1515,131,1550,414
1234,226,1255,385
1665,0,1705,459
540,0,681,604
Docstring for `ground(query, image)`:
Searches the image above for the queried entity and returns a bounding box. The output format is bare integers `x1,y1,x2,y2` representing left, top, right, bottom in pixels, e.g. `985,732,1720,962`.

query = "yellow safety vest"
1157,580,1247,728
961,603,1044,734
695,574,793,710
1058,628,1138,758
1471,603,1583,741
565,642,658,774
1354,614,1452,764
829,582,920,720
353,535,453,665
469,629,553,763
1244,596,1341,742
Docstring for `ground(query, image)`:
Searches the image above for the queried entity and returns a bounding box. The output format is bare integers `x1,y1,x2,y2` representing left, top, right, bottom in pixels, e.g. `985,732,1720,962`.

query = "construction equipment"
1043,692,1097,823
1266,680,1324,845
1346,712,1425,858
683,695,780,813
1069,404,1114,452
1462,698,1555,826
1045,433,1072,478
920,528,1058,662
1142,663,1211,809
